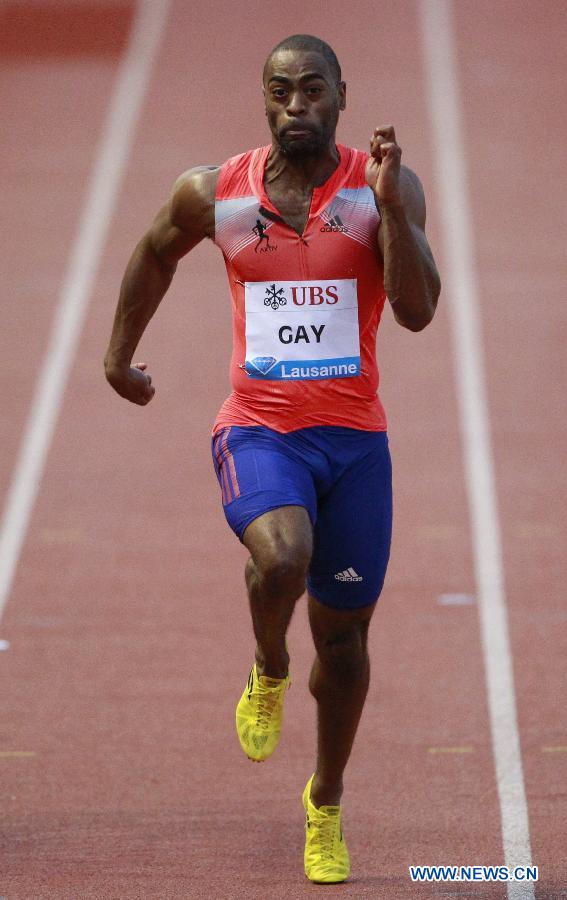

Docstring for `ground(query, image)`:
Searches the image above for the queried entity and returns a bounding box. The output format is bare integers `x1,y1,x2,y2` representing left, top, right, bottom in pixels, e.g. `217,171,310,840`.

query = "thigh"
211,425,318,542
307,433,392,610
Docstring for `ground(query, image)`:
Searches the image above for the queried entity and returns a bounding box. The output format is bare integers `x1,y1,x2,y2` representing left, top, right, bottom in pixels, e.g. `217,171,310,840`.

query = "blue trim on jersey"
245,356,361,380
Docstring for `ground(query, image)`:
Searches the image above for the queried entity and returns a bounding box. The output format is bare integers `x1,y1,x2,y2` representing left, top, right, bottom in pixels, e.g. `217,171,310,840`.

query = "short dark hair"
263,34,342,84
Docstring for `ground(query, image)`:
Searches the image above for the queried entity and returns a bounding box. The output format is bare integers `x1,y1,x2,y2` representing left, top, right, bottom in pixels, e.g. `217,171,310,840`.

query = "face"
263,49,346,158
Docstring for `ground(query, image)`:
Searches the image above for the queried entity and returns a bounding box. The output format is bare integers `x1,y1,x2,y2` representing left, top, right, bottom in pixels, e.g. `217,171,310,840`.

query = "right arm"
104,165,219,404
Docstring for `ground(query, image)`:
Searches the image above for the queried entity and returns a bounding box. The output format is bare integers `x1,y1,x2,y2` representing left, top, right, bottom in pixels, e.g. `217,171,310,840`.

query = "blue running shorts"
211,425,392,610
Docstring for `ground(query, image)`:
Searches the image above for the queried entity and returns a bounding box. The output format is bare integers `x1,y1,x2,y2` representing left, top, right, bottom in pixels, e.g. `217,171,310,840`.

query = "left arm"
366,126,441,332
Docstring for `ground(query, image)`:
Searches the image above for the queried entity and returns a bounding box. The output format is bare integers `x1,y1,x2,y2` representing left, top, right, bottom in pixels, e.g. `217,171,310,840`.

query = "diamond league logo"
249,356,278,375
264,283,287,310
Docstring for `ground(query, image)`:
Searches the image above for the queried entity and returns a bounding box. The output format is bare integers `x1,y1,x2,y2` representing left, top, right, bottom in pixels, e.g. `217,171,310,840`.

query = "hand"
365,125,402,206
105,361,155,406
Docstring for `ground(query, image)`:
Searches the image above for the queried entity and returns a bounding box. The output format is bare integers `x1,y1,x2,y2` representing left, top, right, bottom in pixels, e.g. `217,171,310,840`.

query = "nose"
286,89,306,117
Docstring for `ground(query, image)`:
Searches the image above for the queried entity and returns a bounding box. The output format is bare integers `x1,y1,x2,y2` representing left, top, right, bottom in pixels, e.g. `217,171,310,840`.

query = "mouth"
283,127,313,138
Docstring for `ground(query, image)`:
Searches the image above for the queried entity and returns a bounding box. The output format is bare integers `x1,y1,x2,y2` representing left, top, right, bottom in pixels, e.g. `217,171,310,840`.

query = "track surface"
1,1,565,898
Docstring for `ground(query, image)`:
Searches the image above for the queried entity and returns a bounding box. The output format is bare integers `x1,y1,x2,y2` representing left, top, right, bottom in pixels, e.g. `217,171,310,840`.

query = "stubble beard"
276,122,334,160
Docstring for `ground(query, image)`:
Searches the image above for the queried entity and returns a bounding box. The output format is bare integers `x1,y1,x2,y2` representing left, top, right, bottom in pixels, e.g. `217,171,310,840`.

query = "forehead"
264,49,334,84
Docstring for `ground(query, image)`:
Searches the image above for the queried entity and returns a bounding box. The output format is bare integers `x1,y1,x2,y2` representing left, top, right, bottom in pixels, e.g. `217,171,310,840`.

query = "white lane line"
418,2,535,898
0,0,171,624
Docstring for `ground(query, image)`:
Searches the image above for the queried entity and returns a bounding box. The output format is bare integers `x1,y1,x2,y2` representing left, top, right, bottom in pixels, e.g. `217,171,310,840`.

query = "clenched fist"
105,361,155,406
365,125,403,207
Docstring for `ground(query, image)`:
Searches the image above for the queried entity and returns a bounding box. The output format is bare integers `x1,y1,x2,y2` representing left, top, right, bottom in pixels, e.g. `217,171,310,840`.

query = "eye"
271,88,287,99
304,84,325,97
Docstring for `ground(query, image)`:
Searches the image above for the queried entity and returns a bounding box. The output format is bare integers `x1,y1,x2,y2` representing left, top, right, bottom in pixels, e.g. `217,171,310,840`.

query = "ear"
338,81,347,112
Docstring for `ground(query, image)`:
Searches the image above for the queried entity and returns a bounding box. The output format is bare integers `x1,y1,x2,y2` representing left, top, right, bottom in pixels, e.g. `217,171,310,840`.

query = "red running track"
0,1,565,897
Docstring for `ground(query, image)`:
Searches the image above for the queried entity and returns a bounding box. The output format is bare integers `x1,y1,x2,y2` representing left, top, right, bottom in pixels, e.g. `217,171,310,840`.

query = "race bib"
244,279,360,380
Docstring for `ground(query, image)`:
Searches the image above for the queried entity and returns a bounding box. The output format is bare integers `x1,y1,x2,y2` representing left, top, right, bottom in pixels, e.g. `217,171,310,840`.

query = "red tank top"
212,144,387,433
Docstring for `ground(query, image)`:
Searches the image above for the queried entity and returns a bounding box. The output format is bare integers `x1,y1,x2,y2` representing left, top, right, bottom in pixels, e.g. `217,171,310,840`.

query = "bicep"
147,204,203,268
377,166,429,256
147,165,219,267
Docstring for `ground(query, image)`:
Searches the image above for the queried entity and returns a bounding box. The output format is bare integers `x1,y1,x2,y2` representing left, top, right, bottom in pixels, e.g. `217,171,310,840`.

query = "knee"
315,623,370,680
254,539,311,597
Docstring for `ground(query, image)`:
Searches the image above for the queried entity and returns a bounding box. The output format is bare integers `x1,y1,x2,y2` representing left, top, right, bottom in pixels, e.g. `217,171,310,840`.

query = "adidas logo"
320,215,348,233
334,567,363,582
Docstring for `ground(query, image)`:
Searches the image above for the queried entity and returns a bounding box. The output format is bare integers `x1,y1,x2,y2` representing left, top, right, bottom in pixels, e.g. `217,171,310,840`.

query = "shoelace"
255,688,281,731
312,814,340,861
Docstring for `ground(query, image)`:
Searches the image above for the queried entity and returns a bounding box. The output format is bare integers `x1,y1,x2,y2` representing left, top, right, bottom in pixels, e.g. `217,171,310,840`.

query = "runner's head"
263,35,346,159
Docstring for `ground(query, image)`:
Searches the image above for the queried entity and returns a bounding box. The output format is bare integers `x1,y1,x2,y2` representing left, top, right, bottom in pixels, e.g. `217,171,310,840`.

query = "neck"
265,140,340,189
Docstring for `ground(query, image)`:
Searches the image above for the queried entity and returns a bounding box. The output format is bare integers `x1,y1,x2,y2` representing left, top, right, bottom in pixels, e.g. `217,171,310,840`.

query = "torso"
210,143,389,434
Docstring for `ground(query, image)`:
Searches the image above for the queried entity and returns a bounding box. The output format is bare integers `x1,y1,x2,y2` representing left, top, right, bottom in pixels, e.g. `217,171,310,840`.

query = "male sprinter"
104,34,440,884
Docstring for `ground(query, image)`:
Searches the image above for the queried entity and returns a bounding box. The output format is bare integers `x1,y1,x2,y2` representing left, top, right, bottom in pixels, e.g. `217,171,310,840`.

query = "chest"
214,183,381,283
264,182,313,235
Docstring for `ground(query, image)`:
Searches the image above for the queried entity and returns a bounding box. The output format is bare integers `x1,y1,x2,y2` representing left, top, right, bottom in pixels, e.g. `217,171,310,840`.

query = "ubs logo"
263,284,340,309
253,219,277,253
320,215,348,233
264,284,287,310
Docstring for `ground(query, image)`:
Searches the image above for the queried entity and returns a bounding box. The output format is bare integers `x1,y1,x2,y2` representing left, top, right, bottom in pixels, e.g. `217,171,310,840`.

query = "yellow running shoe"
303,775,350,883
235,663,290,762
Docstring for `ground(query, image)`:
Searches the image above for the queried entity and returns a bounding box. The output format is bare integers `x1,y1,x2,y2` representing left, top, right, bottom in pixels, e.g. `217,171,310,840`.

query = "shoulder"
337,144,370,187
169,166,220,236
217,147,264,200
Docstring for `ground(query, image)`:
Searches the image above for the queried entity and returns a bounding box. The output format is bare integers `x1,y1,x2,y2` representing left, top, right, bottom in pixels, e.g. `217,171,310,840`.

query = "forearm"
379,202,440,332
104,237,175,372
